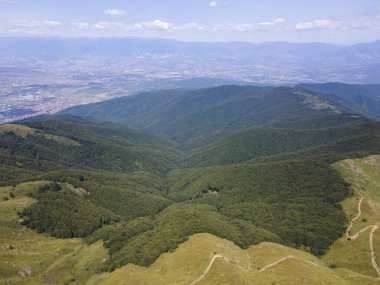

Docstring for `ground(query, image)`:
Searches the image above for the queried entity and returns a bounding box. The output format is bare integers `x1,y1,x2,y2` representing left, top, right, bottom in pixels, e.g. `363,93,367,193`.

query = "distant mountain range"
0,37,380,83
0,37,379,61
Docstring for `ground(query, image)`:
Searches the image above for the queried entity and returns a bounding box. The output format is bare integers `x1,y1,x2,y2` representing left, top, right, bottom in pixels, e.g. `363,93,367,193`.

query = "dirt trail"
370,225,380,277
189,254,228,285
190,253,320,284
346,190,364,239
258,256,319,272
345,189,380,278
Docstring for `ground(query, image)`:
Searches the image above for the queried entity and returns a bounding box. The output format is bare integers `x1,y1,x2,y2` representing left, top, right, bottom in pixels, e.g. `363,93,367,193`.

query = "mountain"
298,83,380,120
1,37,380,83
182,122,380,167
2,83,380,284
61,84,380,148
0,115,180,180
0,38,379,63
61,86,342,144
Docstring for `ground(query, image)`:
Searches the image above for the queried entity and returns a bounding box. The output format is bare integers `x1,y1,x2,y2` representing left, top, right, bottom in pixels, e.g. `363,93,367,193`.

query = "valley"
0,84,380,284
1,1,380,284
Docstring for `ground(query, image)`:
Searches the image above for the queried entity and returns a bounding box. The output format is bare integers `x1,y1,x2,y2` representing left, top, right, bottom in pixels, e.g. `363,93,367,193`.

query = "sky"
0,0,380,44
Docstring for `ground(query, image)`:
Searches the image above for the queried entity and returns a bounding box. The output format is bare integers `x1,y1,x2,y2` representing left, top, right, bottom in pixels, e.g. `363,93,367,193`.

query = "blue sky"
0,0,380,44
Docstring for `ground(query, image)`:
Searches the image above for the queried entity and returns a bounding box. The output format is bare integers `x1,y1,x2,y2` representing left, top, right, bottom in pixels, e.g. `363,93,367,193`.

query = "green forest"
2,85,380,274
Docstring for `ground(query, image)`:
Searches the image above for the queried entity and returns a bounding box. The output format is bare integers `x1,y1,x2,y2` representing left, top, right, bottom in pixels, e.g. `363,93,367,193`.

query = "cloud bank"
1,15,379,43
209,1,217,8
104,9,127,16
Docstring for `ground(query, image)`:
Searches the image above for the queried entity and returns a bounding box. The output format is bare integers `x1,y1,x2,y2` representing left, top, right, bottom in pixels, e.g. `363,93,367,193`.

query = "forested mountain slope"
183,121,380,167
61,85,355,145
0,116,180,183
299,83,380,120
2,84,380,284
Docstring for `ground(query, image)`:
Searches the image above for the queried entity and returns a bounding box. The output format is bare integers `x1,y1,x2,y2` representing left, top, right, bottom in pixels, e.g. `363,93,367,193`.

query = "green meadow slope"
322,155,380,283
88,233,352,285
0,181,107,285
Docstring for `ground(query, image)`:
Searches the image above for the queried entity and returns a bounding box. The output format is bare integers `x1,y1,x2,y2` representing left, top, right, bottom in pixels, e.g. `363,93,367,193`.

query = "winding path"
189,254,229,285
345,189,380,278
190,253,321,284
370,225,380,276
346,190,364,240
258,255,319,272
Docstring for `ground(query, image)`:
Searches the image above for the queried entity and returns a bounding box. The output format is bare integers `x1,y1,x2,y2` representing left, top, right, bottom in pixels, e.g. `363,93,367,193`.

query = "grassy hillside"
87,233,353,285
0,181,103,285
322,156,380,281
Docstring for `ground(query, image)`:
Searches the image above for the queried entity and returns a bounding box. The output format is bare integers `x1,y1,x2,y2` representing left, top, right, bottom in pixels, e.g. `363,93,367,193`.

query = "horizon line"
0,35,379,46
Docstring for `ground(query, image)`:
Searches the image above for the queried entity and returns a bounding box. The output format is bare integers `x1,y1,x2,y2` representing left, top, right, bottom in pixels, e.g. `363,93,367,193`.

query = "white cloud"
104,9,127,16
175,23,204,31
260,22,275,26
43,20,61,26
69,20,202,33
213,18,288,33
214,20,288,32
93,23,107,30
295,22,314,30
135,19,174,31
215,23,257,32
295,19,340,30
8,19,61,29
152,19,172,30
209,1,217,8
4,15,378,39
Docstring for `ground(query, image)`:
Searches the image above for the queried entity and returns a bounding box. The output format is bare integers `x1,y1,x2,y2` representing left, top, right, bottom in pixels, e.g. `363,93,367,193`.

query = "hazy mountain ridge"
1,37,379,61
1,37,380,84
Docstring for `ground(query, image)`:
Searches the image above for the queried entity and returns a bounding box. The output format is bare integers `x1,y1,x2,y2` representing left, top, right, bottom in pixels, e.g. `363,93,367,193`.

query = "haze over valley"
1,38,380,123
